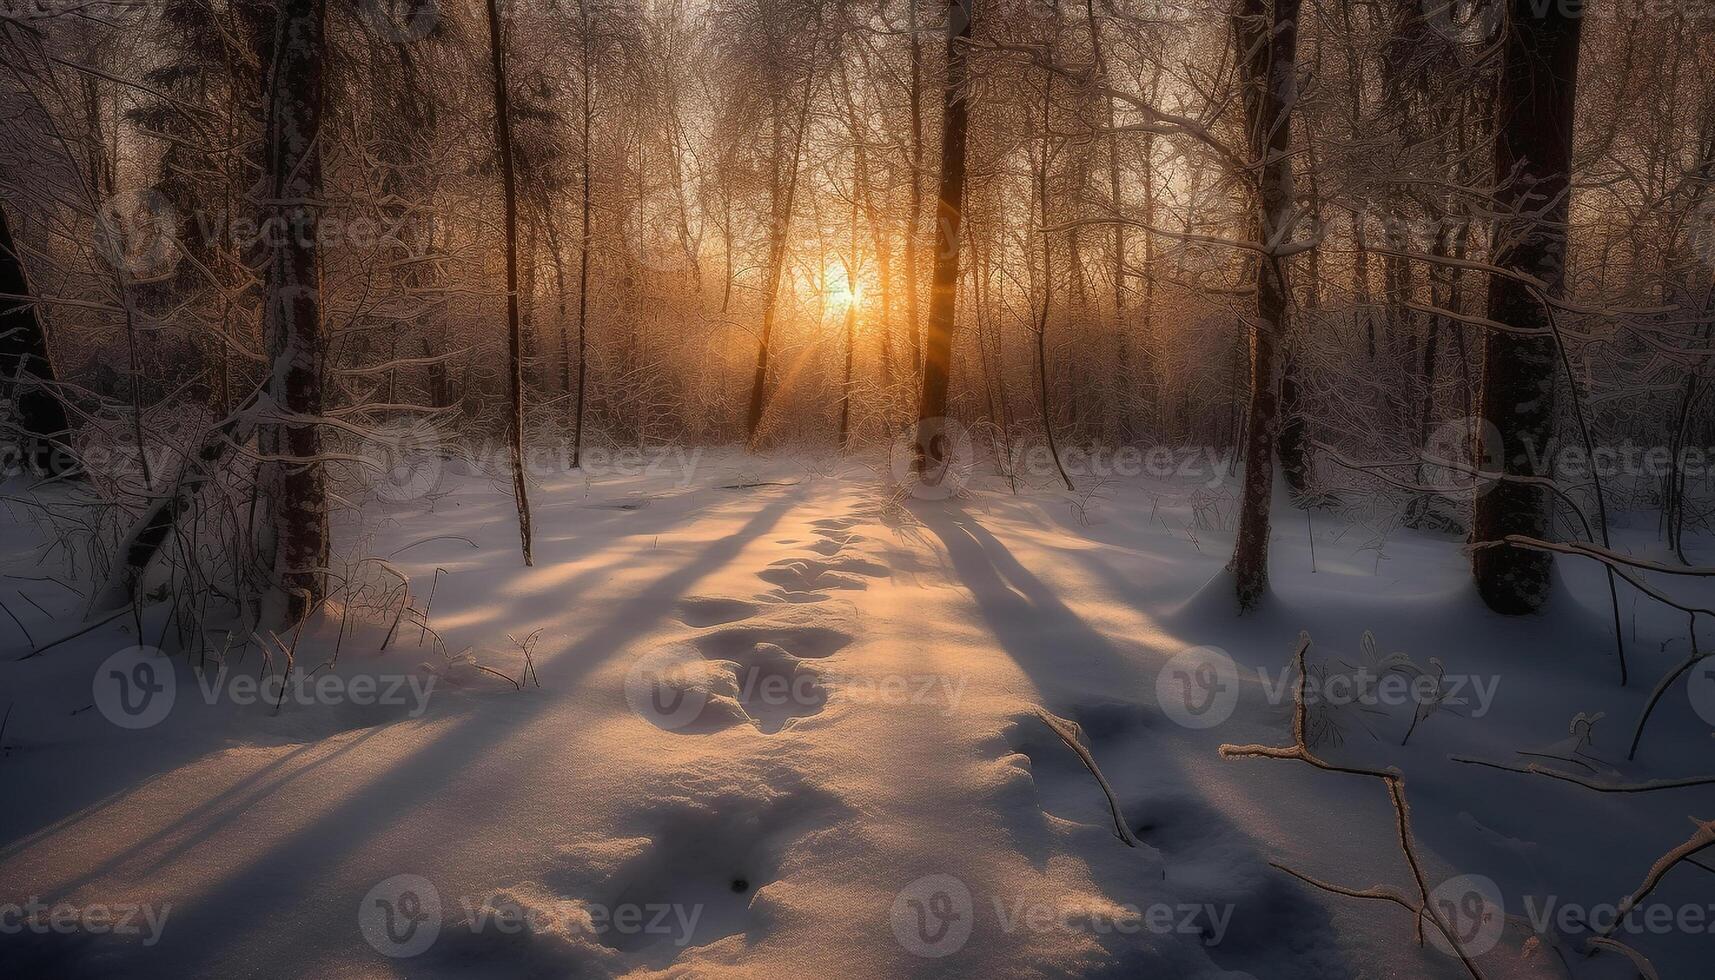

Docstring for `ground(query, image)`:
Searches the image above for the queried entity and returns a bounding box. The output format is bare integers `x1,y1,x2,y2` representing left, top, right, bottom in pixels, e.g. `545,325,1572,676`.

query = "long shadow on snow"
27,491,804,977
916,504,1356,979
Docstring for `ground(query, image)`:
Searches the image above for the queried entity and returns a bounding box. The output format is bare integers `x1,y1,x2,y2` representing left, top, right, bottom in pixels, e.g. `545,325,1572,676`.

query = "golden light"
807,265,865,319
835,282,864,311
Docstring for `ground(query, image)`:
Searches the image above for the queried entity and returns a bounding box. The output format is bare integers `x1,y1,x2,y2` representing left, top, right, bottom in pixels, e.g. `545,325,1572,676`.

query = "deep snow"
1,449,1712,978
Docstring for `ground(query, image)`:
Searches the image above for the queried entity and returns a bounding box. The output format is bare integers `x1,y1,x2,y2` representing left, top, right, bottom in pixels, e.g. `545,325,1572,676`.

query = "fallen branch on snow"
1449,756,1715,793
1220,632,1489,980
1032,707,1142,848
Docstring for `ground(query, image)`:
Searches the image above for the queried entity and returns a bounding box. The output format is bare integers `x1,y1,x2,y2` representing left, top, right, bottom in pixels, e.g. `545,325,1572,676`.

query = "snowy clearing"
3,453,1711,978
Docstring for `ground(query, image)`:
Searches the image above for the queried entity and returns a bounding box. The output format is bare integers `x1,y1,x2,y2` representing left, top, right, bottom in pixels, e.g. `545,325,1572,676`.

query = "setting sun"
829,279,863,314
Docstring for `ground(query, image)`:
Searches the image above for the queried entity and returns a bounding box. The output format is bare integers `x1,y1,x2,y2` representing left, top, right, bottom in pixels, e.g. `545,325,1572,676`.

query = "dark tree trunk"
99,389,262,611
259,0,331,620
0,206,78,478
1278,129,1322,501
1278,347,1309,497
838,292,856,451
422,336,449,409
1471,0,1583,614
1032,69,1074,491
572,0,594,467
486,0,534,565
1227,0,1302,611
913,0,975,481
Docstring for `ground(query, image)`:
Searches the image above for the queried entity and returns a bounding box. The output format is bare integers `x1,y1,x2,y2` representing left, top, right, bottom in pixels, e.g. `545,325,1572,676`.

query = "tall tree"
571,0,594,468
1471,0,1584,613
1084,0,1130,430
258,0,331,621
1031,67,1073,491
486,0,535,565
1226,0,1303,610
913,0,975,481
903,0,927,384
0,206,77,478
743,12,819,445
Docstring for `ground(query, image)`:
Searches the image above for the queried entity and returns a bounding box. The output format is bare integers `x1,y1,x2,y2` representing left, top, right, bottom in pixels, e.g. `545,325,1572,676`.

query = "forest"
1,0,1713,976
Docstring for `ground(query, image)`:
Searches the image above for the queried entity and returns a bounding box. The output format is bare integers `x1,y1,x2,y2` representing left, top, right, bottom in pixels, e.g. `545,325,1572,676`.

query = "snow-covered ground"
2,448,1711,978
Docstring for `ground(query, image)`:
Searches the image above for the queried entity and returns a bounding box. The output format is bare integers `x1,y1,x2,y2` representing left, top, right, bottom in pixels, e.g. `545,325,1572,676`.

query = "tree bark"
98,388,262,612
1226,0,1302,611
1084,0,1129,434
1471,0,1584,614
486,0,534,565
913,0,975,481
904,0,926,383
259,0,331,620
0,206,78,478
572,0,593,467
1278,122,1320,500
1033,69,1074,491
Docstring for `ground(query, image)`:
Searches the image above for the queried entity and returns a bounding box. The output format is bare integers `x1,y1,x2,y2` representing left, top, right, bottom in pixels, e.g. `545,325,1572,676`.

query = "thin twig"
1033,707,1142,847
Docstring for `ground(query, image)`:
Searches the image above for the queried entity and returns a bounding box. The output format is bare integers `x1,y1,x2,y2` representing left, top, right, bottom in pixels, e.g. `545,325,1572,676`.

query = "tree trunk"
1226,0,1302,611
913,0,975,482
845,78,895,396
838,293,856,451
744,39,819,446
1278,125,1321,500
259,0,331,620
572,0,594,467
0,206,78,478
98,389,262,612
904,0,926,383
1032,69,1074,491
1471,0,1584,614
486,0,534,565
1085,0,1128,428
